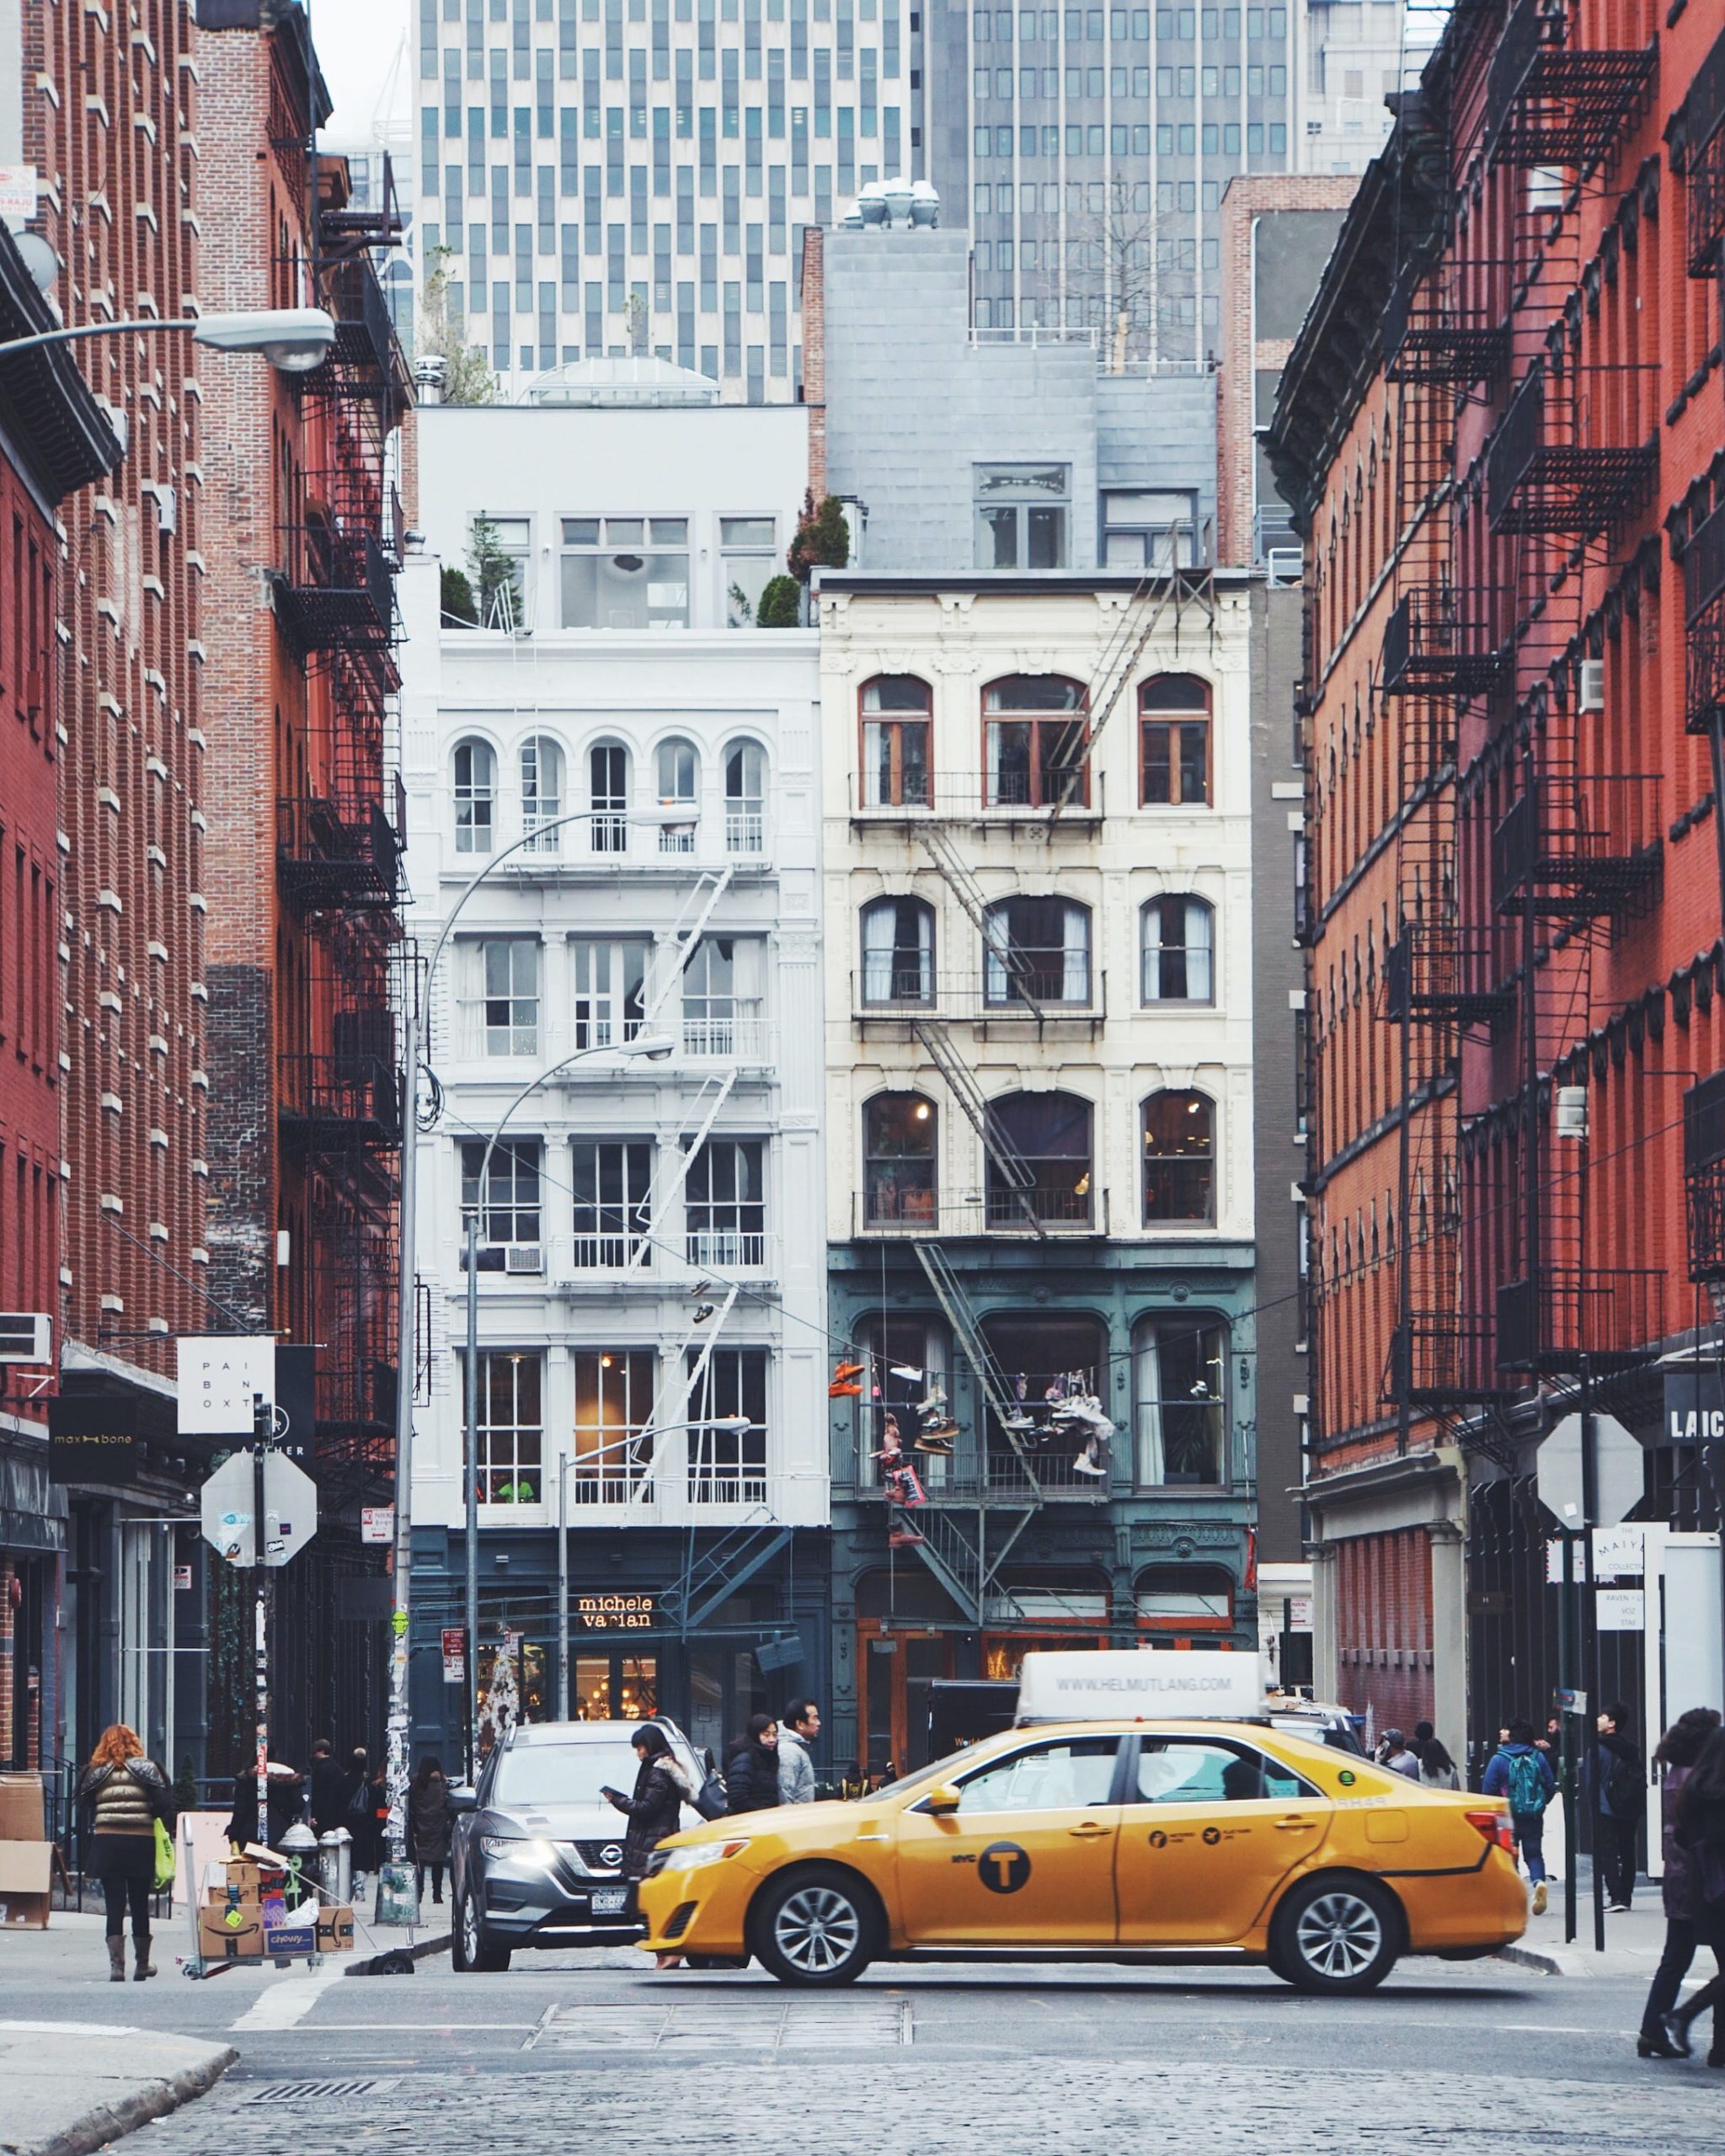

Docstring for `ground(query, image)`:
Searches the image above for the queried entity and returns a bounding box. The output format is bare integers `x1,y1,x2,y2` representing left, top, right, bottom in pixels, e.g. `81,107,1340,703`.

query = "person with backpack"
1589,1702,1646,1914
1637,1706,1722,2060
77,1723,177,1983
1658,1721,1725,2065
1483,1720,1557,1916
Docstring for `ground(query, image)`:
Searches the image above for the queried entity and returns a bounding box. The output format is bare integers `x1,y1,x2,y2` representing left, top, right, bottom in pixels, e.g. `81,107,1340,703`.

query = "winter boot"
133,1930,157,1981
107,1935,126,1983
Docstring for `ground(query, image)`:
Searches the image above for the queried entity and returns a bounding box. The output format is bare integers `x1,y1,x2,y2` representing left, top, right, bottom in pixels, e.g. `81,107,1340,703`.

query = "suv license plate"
590,1887,630,1915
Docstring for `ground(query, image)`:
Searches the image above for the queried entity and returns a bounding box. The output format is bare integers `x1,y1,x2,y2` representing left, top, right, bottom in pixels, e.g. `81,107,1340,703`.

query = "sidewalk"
1499,1873,1671,1978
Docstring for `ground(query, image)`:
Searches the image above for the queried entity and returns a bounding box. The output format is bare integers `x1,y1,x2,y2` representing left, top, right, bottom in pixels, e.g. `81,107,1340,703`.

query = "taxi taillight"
1464,1807,1515,1854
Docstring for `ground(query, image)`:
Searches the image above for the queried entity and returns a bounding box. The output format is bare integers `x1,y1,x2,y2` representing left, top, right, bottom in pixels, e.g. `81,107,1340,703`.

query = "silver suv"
451,1719,706,1971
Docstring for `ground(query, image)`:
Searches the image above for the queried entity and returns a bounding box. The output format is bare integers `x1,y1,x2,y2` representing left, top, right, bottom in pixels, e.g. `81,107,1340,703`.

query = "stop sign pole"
252,1396,270,1849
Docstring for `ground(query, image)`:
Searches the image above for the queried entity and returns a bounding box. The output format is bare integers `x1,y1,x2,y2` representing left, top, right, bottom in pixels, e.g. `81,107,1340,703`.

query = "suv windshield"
493,1742,639,1810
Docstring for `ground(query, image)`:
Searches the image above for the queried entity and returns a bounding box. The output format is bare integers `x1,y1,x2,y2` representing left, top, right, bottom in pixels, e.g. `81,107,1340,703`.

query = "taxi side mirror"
924,1783,963,1817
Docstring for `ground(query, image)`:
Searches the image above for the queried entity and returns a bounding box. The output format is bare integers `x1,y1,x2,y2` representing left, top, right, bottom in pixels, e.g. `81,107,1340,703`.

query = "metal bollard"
318,1826,353,1907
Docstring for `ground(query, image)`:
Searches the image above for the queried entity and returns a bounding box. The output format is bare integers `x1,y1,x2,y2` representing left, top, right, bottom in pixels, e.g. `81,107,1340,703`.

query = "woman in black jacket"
724,1714,782,1814
603,1724,696,1967
1662,1725,1725,2064
1638,1707,1722,2057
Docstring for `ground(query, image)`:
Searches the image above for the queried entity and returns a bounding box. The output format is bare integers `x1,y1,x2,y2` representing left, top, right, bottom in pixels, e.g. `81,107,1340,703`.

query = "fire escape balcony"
278,1050,403,1151
1494,1267,1665,1375
1682,28,1725,275
1482,0,1656,176
274,526,395,653
309,256,413,420
1388,1315,1519,1408
1384,924,1512,1026
277,796,401,912
1380,589,1508,699
1684,500,1725,736
1684,1069,1725,1283
1490,773,1661,919
1382,260,1509,389
1485,366,1655,538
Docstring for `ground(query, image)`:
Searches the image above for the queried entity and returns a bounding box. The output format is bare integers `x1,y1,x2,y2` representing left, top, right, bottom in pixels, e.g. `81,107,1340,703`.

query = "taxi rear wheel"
1271,1876,1399,1995
750,1866,879,1987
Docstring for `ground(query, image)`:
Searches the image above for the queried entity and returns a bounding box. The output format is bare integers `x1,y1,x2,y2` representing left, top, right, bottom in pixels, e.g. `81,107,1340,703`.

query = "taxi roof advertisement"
1015,1650,1269,1725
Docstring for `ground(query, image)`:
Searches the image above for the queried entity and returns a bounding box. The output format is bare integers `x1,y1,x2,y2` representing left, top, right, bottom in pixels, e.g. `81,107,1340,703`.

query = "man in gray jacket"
778,1700,820,1803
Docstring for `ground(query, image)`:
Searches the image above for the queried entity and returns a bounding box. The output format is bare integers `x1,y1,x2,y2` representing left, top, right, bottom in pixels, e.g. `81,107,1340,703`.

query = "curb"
1498,1943,1567,1976
345,1929,451,1975
28,2047,237,2156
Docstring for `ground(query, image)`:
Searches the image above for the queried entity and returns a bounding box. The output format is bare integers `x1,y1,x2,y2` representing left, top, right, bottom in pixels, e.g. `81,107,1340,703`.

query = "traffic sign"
1536,1412,1643,1529
199,1450,318,1567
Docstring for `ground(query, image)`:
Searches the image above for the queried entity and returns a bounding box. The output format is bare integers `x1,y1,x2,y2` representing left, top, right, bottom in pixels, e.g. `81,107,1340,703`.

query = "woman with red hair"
77,1723,175,1983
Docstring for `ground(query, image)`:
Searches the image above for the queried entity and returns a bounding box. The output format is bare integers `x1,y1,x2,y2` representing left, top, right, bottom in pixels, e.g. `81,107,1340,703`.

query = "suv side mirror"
923,1783,963,1817
448,1786,478,1814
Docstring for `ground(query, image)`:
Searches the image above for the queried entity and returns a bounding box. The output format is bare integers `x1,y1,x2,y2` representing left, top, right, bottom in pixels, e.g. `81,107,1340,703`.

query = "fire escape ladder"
914,1243,1044,1482
915,825,1044,1022
621,1070,738,1273
660,1519,795,1636
1045,536,1216,835
638,867,736,1030
909,1018,1046,1236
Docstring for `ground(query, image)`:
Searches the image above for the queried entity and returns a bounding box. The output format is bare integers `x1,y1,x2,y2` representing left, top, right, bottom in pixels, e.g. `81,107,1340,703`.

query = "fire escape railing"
1494,1267,1666,1374
1490,772,1662,919
277,796,401,911
1684,500,1725,737
1379,588,1507,700
1382,257,1509,390
1484,364,1657,538
1682,27,1725,276
1482,0,1656,179
1685,1070,1725,1284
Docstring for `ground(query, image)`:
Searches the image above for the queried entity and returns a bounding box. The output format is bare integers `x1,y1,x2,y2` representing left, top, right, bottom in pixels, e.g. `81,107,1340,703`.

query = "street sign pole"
252,1393,271,1850
1580,1357,1605,1957
1560,1528,1578,1948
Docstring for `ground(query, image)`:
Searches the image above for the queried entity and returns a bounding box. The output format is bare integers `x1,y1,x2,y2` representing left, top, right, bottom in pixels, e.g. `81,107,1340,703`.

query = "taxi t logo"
978,1840,1032,1893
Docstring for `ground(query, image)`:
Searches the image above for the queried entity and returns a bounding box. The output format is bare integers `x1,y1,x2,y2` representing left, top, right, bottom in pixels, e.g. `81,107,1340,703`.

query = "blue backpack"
1505,1748,1548,1817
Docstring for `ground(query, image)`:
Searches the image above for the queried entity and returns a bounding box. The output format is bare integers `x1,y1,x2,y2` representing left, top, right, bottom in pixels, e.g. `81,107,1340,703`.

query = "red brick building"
0,226,121,1769
196,0,411,1764
1269,0,1725,1764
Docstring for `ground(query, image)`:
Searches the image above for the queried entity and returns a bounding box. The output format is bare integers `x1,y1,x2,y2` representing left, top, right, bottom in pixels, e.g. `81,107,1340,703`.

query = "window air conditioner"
1578,659,1605,712
504,1245,543,1274
0,1313,52,1363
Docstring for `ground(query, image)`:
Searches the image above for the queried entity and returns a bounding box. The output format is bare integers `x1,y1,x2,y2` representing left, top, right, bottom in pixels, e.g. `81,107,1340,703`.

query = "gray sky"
307,0,410,146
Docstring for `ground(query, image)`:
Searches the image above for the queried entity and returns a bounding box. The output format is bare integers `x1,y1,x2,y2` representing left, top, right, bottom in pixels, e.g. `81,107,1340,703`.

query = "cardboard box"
197,1903,264,1958
0,1838,51,1929
261,1917,318,1957
0,1774,45,1844
316,1903,356,1953
201,1857,270,1905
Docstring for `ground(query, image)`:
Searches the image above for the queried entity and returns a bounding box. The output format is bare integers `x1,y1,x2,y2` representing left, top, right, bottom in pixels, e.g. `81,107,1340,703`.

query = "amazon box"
0,1840,51,1929
197,1902,264,1958
0,1774,45,1844
202,1857,267,1906
315,1903,355,1953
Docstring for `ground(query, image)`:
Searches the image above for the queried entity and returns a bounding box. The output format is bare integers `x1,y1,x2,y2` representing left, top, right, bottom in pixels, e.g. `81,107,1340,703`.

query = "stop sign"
200,1449,318,1566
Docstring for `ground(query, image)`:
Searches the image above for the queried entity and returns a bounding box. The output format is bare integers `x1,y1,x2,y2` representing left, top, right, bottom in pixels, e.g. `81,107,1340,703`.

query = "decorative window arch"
985,1090,1093,1231
724,738,766,853
1139,675,1212,806
981,675,1089,808
860,675,932,808
862,1092,937,1227
588,739,629,853
520,734,563,851
453,738,495,853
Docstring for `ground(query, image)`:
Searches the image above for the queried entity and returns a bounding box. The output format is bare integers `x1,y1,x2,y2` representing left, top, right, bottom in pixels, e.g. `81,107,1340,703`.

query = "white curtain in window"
862,902,901,1001
1134,1332,1166,1486
1062,902,1089,1002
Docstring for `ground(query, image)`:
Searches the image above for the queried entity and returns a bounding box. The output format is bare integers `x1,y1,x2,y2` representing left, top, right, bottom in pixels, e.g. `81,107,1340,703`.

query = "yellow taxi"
636,1719,1527,1991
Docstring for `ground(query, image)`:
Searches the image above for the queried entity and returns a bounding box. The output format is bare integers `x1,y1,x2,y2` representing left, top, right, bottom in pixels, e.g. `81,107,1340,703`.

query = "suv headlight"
481,1833,558,1867
653,1838,750,1876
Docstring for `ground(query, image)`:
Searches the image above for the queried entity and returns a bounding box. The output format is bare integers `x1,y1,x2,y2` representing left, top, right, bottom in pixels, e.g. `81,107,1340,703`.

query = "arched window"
453,739,495,852
1140,895,1215,1004
985,1091,1093,1230
1139,675,1212,806
724,739,766,854
863,1093,937,1227
589,741,629,854
860,675,932,808
1133,1316,1227,1486
982,675,1089,809
983,897,1091,1006
860,896,935,1006
1141,1090,1215,1225
656,737,699,853
520,735,563,851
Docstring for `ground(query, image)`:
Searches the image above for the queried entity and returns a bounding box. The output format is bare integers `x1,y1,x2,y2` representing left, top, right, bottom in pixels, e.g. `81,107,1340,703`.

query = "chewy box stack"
197,1854,355,1960
0,1772,51,1930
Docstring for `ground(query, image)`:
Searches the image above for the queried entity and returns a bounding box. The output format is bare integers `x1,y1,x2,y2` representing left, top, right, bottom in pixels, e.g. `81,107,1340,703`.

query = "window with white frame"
686,1345,768,1502
724,740,766,854
1140,895,1215,1004
520,736,564,851
589,742,629,853
656,736,699,852
571,1348,657,1500
569,1139,653,1266
1133,1316,1226,1486
860,896,935,1006
472,516,531,630
685,1139,766,1267
1103,488,1200,571
453,739,496,853
463,1349,543,1503
561,516,691,629
983,897,1092,1006
569,937,650,1049
720,515,777,626
974,463,1070,570
469,939,541,1056
682,936,764,1057
459,1139,543,1269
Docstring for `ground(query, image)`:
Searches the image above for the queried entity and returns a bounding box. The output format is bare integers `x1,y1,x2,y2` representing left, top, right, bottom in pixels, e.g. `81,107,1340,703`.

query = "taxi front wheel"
751,1866,879,1987
1270,1876,1400,1996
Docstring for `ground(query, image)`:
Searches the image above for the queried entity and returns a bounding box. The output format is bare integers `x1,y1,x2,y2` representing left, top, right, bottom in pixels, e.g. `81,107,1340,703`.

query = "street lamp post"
0,307,337,371
461,1029,676,1772
385,802,693,1878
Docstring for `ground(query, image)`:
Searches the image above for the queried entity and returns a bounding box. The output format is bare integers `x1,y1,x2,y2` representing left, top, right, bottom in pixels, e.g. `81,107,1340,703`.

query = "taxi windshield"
869,1748,991,1803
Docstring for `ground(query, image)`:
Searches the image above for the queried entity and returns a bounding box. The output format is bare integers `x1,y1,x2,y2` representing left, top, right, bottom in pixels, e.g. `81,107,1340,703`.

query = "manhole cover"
243,2081,402,2103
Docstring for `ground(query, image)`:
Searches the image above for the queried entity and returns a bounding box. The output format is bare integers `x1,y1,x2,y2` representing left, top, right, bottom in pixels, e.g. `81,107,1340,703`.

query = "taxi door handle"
1067,1821,1112,1838
1274,1817,1318,1831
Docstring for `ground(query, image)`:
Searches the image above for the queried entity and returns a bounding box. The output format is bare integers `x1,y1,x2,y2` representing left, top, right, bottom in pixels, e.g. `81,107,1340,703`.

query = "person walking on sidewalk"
1637,1706,1722,2060
408,1755,455,1907
1483,1721,1556,1916
77,1724,176,1984
725,1715,783,1814
1658,1722,1725,2065
601,1723,697,1969
777,1700,820,1805
1589,1703,1645,1913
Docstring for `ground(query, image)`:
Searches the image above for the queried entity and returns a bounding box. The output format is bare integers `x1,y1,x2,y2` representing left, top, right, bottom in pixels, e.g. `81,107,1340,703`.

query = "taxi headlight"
655,1838,751,1876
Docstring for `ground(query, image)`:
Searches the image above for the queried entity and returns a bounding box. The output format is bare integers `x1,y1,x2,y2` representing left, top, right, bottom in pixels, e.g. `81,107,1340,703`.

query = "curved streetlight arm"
0,313,203,357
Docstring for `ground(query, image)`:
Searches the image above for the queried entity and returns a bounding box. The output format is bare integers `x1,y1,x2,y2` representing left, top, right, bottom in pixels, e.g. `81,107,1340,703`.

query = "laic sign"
575,1593,656,1631
1664,1367,1725,1445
